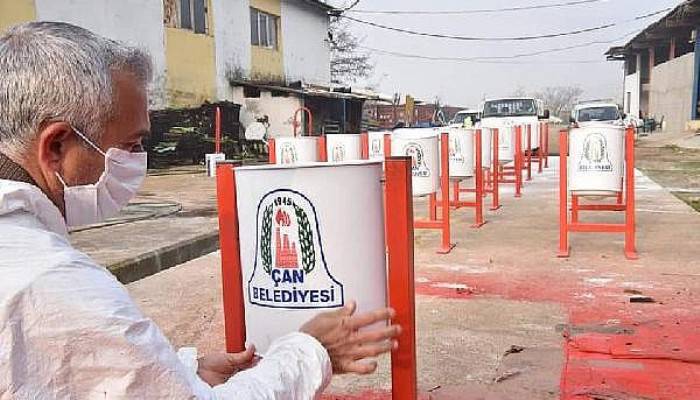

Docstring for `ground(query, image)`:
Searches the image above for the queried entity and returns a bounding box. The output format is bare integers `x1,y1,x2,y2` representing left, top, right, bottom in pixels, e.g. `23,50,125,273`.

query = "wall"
34,0,168,108
623,71,641,120
281,0,330,86
231,87,300,137
649,52,695,133
212,0,251,101
164,27,217,107
0,0,36,32
250,0,284,82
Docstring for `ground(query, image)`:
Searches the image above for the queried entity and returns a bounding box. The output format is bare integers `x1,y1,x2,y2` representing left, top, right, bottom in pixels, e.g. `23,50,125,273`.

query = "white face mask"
55,128,148,227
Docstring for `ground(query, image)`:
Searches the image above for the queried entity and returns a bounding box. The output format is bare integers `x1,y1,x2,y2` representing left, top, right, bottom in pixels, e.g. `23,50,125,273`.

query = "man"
0,22,401,399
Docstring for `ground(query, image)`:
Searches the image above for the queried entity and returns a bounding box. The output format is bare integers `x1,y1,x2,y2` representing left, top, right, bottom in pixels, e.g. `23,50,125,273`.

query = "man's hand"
300,300,402,375
198,345,259,386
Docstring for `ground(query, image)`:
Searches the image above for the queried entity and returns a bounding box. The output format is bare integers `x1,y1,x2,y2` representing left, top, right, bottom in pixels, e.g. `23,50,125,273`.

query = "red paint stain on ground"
414,268,700,399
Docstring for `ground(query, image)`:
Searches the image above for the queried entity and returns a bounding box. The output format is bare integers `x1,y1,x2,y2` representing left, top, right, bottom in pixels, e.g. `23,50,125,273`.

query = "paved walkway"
127,159,700,399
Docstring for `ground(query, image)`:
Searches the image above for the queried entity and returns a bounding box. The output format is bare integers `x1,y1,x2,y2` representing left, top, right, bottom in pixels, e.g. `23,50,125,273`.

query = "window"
250,8,279,49
483,99,537,118
577,107,620,122
164,0,208,34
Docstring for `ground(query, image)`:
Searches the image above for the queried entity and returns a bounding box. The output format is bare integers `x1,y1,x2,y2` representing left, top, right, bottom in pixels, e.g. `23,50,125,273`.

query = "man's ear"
36,122,75,177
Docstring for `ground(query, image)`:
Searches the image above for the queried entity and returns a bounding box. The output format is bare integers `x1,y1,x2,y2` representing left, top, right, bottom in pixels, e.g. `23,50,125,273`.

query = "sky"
326,0,683,107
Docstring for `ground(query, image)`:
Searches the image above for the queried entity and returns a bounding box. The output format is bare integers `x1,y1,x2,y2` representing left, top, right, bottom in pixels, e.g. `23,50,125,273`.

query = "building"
606,0,700,133
1,0,371,136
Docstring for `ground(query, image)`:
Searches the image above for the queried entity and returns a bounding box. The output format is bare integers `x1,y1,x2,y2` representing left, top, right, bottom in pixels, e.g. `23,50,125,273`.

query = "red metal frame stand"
526,125,533,181
446,129,486,228
487,128,502,210
558,127,638,260
216,160,418,399
385,157,418,400
268,138,277,164
360,132,369,160
498,126,524,198
544,123,550,169
412,133,456,254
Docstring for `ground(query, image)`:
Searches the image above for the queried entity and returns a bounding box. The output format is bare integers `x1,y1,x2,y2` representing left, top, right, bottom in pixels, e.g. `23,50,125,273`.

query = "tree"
532,86,584,118
328,16,373,85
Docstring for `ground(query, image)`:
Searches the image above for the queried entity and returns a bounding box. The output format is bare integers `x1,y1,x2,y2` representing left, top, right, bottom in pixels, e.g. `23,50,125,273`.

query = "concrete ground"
127,157,700,399
71,166,220,282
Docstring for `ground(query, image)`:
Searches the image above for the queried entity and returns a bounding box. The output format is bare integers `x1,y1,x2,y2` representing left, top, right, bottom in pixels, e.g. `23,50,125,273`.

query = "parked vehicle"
571,102,624,128
450,109,482,127
479,98,549,150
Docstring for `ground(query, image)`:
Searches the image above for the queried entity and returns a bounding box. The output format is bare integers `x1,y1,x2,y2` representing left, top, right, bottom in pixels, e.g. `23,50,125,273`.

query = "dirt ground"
636,145,700,212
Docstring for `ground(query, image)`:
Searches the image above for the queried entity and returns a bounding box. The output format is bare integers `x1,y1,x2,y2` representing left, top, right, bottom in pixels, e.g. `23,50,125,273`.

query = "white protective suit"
0,179,332,399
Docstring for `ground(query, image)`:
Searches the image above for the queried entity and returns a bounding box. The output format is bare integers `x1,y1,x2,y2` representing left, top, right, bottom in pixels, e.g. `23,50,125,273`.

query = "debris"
629,295,655,303
427,385,441,393
503,345,525,356
661,272,700,277
624,289,644,295
494,370,521,383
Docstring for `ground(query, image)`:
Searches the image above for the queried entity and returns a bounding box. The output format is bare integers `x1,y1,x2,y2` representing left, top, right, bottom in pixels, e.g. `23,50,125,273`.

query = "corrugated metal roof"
606,0,700,59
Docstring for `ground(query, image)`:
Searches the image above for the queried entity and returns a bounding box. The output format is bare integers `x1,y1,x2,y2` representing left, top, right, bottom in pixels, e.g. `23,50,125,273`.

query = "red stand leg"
216,163,247,353
515,126,523,198
438,132,455,254
473,129,485,227
527,125,533,181
360,132,369,160
385,157,418,400
544,124,550,169
491,128,501,210
558,130,570,257
453,180,461,205
624,127,638,260
318,136,327,162
268,138,276,164
538,123,544,174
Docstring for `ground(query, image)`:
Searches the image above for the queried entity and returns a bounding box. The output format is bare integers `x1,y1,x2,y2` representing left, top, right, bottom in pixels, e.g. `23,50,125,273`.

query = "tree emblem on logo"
250,189,344,309
578,133,613,172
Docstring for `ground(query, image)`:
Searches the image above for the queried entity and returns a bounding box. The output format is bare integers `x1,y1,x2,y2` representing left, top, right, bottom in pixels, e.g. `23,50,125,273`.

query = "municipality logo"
578,133,613,173
404,142,431,178
249,189,344,309
279,142,298,165
370,138,383,158
331,144,347,162
449,136,465,163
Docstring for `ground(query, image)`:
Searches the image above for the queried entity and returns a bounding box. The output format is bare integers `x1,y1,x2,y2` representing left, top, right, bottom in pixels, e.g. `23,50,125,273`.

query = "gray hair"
0,21,153,158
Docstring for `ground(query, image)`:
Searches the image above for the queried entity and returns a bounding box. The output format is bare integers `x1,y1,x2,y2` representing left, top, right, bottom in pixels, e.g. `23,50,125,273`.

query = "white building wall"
624,71,641,121
649,52,695,133
232,87,301,137
34,0,168,108
281,0,330,86
212,0,252,102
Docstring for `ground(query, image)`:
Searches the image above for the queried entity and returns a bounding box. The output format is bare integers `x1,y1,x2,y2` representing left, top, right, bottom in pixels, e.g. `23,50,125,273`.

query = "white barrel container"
326,134,362,163
531,123,541,150
275,137,320,165
368,131,387,160
569,125,625,196
497,126,516,163
235,161,388,352
448,128,475,178
391,128,441,196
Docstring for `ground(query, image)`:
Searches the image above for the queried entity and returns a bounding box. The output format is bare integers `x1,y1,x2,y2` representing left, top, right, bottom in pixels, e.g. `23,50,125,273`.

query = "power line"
341,7,672,42
361,46,608,65
349,0,608,15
